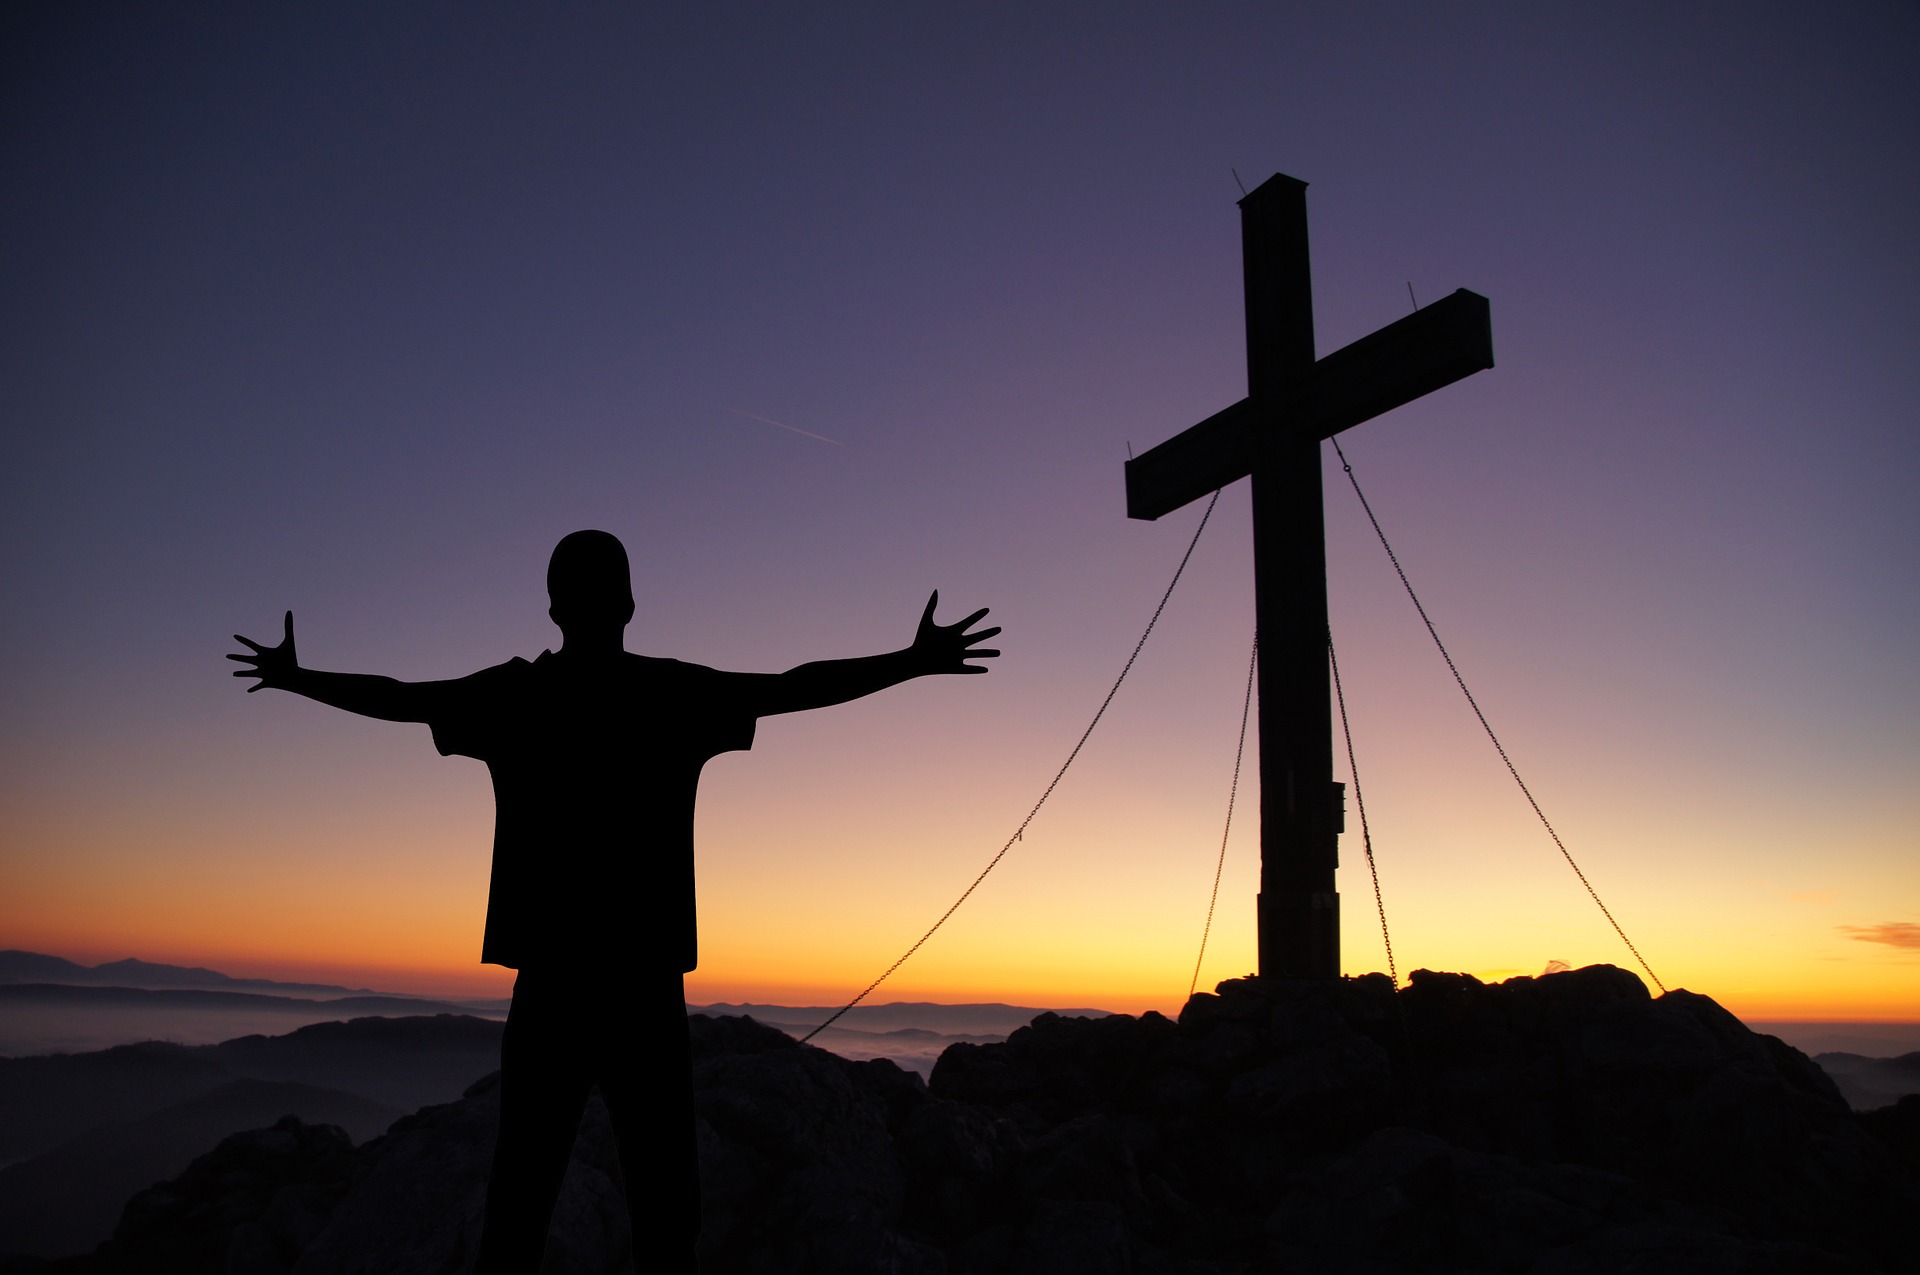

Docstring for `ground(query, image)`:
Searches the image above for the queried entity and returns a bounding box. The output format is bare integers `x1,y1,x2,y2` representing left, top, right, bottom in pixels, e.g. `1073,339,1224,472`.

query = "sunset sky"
3,4,1914,1021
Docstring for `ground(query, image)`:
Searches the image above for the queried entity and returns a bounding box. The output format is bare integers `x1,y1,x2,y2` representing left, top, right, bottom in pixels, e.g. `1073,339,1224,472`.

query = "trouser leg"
475,971,593,1275
599,970,699,1272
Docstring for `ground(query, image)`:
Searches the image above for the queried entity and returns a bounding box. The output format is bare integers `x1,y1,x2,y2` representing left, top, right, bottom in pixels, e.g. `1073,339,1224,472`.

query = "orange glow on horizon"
8,851,1914,1020
7,778,1911,1021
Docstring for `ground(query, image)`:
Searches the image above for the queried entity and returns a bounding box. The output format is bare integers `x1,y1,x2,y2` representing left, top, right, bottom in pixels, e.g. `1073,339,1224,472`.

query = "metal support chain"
1188,635,1258,1000
1329,631,1397,984
801,488,1225,1043
1331,437,1665,994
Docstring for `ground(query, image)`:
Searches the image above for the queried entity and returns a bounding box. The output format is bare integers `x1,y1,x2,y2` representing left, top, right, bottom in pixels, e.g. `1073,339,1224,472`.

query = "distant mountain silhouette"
0,951,506,1058
1,1014,502,1166
31,967,1920,1274
0,982,504,1057
1816,1051,1920,1111
0,982,488,1018
0,950,380,997
1747,1019,1920,1057
0,951,96,983
692,1000,1117,1036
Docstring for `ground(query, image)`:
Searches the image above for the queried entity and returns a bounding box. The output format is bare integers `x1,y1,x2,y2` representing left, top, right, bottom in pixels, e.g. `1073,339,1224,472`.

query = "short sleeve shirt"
427,651,758,972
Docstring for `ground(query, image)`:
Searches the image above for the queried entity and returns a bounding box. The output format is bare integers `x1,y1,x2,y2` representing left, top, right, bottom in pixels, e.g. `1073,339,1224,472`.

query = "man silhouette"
229,529,999,1271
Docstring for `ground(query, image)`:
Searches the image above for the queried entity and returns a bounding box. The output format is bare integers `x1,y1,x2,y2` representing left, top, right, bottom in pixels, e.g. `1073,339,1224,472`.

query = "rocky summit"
30,966,1918,1274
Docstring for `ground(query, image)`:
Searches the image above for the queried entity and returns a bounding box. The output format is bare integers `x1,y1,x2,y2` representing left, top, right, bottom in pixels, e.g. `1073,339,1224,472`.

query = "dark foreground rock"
24,966,1918,1274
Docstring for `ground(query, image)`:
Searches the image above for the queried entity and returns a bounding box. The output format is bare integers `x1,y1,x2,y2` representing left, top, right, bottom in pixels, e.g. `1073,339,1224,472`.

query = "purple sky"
3,4,1915,1013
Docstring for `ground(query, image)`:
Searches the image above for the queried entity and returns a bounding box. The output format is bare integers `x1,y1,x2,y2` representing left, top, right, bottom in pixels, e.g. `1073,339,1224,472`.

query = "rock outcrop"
924,966,1914,1272
28,967,1917,1274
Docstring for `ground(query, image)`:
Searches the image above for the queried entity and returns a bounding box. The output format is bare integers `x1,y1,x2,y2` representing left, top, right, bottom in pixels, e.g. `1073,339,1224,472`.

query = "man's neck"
555,627,626,661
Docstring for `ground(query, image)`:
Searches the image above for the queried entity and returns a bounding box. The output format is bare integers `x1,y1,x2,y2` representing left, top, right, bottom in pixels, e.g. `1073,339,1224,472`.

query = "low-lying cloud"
1837,922,1920,951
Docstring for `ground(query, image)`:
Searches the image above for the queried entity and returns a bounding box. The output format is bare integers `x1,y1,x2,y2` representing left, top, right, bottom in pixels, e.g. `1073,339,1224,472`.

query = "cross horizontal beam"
1124,288,1493,521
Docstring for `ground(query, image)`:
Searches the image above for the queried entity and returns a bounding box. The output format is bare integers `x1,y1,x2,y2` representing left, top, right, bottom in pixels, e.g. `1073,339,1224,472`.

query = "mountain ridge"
24,966,1919,1274
0,1078,400,1259
0,950,381,998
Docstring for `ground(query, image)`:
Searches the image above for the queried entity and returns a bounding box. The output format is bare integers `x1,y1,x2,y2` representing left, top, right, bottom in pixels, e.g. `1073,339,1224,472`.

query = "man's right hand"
229,611,301,692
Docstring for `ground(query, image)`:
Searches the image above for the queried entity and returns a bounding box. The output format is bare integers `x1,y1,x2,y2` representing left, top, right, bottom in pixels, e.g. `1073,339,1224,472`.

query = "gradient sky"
3,3,1915,1019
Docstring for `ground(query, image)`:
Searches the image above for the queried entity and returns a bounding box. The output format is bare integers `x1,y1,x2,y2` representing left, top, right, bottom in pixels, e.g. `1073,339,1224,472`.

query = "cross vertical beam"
1242,178,1340,979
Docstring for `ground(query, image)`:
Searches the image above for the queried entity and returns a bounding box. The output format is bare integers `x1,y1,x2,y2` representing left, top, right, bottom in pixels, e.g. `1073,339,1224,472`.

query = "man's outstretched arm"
750,591,999,717
228,612,446,722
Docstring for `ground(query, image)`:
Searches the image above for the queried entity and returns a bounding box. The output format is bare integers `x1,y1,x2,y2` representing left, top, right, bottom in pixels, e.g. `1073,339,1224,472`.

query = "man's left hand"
910,591,1000,675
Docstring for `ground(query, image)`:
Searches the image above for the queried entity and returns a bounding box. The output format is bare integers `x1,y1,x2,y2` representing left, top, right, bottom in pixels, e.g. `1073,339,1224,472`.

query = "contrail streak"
729,409,846,447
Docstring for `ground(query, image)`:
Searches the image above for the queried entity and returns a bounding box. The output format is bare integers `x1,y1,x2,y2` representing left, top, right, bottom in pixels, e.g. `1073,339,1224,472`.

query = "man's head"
547,530,635,636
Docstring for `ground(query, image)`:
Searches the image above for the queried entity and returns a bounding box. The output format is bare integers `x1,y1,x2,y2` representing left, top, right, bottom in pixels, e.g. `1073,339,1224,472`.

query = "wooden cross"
1126,173,1494,979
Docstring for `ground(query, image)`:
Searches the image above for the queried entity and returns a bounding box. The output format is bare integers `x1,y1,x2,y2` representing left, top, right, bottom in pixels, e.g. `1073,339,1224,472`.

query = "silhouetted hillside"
0,1015,502,1262
33,967,1919,1274
703,1001,1115,1079
0,983,501,1056
0,1079,398,1259
206,1014,507,1114
693,1001,1115,1036
0,1041,232,1166
0,1015,503,1172
0,952,96,983
1814,1050,1920,1111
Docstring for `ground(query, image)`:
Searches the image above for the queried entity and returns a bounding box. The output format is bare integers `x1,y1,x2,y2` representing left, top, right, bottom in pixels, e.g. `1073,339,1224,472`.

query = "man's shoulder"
625,653,717,676
426,655,538,756
433,654,538,705
468,654,540,683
